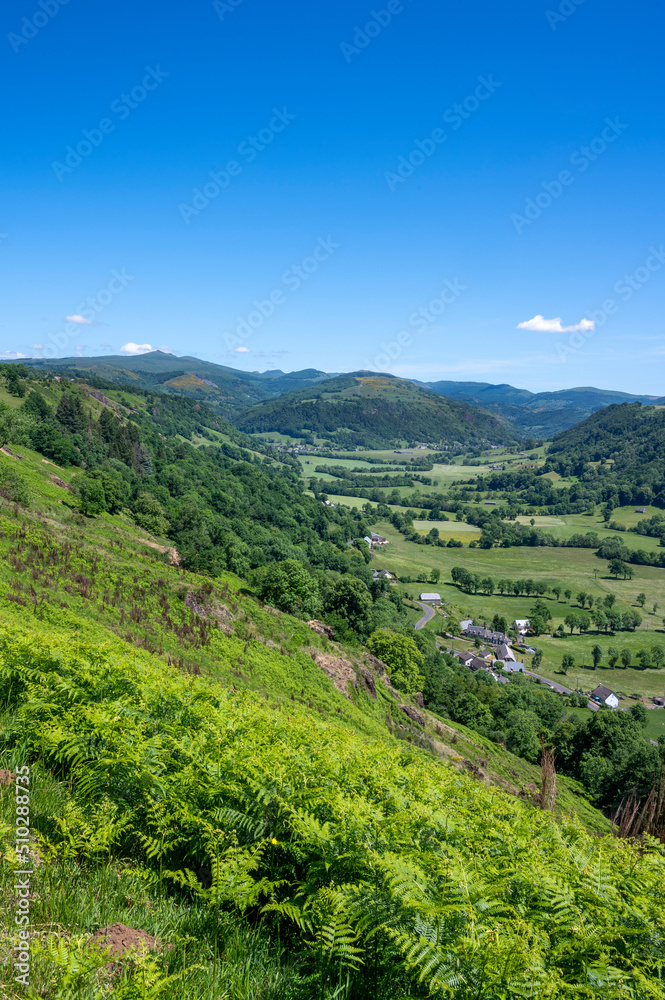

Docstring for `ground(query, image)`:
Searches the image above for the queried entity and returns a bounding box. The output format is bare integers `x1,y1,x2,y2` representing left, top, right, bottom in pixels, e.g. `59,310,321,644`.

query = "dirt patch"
140,539,181,565
307,619,336,640
88,924,159,962
185,591,234,632
310,650,358,699
0,447,22,460
0,769,16,788
49,474,72,491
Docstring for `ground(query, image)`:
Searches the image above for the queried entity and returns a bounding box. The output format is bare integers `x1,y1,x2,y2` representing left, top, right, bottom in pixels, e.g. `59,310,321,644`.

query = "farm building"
590,684,620,709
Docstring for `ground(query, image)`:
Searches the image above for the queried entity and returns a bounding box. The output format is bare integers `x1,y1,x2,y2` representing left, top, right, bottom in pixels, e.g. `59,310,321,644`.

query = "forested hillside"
427,381,660,436
237,373,517,448
547,402,665,493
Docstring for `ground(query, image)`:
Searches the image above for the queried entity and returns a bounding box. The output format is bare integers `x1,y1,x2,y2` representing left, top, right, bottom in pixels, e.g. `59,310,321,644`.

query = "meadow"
370,522,665,702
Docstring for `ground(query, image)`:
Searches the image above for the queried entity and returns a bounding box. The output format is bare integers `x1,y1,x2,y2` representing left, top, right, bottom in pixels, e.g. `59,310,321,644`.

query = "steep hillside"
21,352,336,418
546,402,665,498
236,373,518,448
426,380,661,436
3,448,664,999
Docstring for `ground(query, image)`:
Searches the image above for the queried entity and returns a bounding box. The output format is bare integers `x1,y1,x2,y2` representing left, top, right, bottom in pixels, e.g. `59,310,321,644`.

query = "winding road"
414,601,436,630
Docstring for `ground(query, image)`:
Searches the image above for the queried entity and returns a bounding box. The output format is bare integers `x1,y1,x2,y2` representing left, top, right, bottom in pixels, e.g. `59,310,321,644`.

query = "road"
526,670,600,711
414,602,436,630
525,670,572,695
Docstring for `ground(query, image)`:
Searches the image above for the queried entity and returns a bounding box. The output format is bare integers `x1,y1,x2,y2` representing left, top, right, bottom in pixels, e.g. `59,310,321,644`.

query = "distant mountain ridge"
20,352,338,417
15,353,661,436
424,380,663,436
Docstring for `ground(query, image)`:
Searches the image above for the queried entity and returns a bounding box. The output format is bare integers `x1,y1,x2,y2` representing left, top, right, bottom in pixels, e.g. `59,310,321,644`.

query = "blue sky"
1,0,663,392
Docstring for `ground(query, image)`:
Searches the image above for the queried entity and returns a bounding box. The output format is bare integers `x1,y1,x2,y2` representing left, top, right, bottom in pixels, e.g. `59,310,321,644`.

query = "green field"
370,521,665,700
412,519,482,542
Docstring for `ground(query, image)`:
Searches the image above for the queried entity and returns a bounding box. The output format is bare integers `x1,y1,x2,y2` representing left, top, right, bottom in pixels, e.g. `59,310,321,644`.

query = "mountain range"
16,351,663,439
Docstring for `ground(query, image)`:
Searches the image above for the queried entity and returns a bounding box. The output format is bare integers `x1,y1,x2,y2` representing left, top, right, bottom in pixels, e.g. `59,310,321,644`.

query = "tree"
561,654,575,675
578,613,592,634
324,576,373,639
576,591,587,608
564,589,572,603
609,559,628,579
73,475,107,517
3,365,25,397
591,644,603,669
532,649,543,669
564,613,579,635
0,403,33,448
636,649,653,670
55,392,86,434
630,703,647,728
607,646,620,668
651,645,665,669
620,648,632,669
258,559,322,620
429,568,441,584
367,629,425,694
636,593,646,608
552,586,561,601
603,594,617,609
652,602,659,616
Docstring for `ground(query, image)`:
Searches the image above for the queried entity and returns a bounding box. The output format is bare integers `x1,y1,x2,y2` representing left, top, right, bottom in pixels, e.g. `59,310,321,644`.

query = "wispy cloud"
0,350,29,359
66,314,94,326
517,314,595,334
234,346,251,353
28,343,43,350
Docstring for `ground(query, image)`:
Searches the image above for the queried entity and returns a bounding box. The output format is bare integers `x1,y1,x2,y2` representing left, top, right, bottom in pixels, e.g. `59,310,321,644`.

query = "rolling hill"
546,401,665,489
21,351,337,417
235,372,518,448
425,380,663,436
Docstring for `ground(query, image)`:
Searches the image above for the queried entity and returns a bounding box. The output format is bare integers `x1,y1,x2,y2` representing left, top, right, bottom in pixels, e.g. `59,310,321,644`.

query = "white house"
512,619,530,635
460,619,473,631
591,684,620,709
420,593,441,604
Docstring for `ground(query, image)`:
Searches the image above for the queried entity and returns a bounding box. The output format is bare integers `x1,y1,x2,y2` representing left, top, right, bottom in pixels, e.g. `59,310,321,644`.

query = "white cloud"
234,346,251,353
0,350,28,359
517,314,595,334
66,314,93,326
119,342,154,355
29,343,43,350
156,345,172,353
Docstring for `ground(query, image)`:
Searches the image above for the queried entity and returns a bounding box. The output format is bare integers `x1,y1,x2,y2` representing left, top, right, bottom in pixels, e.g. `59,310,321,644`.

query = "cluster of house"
453,619,526,676
373,568,394,581
363,532,389,550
